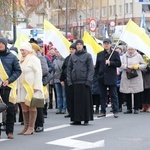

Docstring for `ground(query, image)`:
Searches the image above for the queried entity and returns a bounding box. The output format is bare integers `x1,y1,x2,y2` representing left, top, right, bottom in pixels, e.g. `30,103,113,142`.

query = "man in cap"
0,38,22,139
95,38,121,118
67,39,94,125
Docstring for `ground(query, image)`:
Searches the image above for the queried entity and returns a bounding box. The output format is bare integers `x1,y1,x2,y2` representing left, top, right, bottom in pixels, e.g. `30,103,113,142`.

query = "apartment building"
14,0,150,38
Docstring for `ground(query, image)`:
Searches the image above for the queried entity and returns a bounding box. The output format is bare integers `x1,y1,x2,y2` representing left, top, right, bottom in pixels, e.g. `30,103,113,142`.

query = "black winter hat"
75,39,84,46
0,38,7,47
70,43,76,49
10,46,18,54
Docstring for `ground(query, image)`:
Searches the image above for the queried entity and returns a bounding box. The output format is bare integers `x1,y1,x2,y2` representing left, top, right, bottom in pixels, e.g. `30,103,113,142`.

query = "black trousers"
125,93,140,110
0,87,15,135
43,103,47,116
117,87,123,109
18,103,23,122
35,108,44,127
92,94,100,110
143,89,150,104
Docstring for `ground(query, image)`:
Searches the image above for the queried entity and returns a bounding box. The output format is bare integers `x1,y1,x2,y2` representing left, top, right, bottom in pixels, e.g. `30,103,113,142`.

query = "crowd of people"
0,36,150,139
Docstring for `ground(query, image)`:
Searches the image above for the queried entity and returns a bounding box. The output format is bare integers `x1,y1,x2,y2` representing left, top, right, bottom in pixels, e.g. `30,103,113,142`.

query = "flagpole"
107,39,120,61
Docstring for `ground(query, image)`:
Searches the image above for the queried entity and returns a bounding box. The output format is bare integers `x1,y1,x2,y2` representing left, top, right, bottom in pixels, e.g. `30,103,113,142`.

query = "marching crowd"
0,36,150,139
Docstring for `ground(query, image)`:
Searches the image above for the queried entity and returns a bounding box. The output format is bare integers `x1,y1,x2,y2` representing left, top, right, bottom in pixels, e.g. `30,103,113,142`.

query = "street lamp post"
65,0,68,38
79,15,82,39
115,14,117,26
12,0,16,43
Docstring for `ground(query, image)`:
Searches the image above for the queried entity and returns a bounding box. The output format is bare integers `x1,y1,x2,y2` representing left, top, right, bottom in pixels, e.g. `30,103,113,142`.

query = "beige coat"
17,54,43,103
120,51,146,94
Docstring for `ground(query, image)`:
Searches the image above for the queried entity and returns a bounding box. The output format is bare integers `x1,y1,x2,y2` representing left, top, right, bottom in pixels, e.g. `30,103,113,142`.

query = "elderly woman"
120,46,146,114
17,42,43,135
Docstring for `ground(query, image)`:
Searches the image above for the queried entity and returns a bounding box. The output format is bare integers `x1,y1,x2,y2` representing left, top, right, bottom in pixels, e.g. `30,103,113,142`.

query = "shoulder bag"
126,56,138,79
30,91,44,108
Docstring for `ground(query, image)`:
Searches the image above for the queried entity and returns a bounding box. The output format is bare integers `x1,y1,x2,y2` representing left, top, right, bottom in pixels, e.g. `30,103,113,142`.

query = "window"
119,5,122,14
125,3,128,14
113,5,116,16
96,9,99,18
89,9,93,18
109,6,112,16
102,7,106,17
130,3,133,13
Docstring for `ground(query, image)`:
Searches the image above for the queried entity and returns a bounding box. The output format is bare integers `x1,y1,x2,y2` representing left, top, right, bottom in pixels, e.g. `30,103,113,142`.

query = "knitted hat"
117,46,123,51
0,38,7,48
75,39,84,46
31,43,41,51
127,46,135,50
20,42,33,52
70,43,76,49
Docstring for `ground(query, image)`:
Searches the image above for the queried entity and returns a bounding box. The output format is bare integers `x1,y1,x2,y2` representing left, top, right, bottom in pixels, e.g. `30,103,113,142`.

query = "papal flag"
44,19,70,58
120,19,150,58
82,31,104,64
14,33,30,59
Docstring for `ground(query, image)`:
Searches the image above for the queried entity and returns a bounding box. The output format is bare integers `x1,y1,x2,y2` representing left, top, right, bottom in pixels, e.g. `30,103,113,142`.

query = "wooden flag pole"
107,39,120,61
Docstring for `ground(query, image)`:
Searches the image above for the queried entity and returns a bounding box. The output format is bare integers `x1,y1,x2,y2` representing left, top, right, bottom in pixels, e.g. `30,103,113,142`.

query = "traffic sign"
110,21,115,27
31,29,38,37
89,19,97,32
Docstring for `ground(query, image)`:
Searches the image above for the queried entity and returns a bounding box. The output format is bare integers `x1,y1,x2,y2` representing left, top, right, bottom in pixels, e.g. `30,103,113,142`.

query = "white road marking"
46,128,111,149
44,124,71,132
0,139,9,142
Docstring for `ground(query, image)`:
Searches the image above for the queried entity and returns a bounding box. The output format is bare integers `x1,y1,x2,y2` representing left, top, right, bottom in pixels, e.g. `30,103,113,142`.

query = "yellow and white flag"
44,19,70,58
14,33,30,59
82,31,104,64
120,19,150,57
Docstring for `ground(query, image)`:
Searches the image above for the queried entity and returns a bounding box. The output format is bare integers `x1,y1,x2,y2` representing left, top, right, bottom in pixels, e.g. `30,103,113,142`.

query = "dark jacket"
91,70,100,95
0,49,22,84
60,55,70,82
95,49,121,86
67,46,94,87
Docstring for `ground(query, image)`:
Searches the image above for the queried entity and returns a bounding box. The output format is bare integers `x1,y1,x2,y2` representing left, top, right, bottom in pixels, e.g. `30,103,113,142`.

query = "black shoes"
124,110,132,114
97,113,106,118
70,121,81,125
64,114,70,118
35,127,44,132
124,109,139,114
114,113,119,118
134,110,139,114
70,121,89,125
83,121,89,125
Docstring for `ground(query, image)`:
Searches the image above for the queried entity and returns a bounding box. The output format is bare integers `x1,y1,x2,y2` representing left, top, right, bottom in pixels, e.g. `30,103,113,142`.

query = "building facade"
2,0,150,39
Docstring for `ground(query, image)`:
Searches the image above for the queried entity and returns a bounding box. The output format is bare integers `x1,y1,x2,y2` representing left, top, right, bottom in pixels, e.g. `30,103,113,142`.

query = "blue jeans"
99,84,119,114
54,83,66,110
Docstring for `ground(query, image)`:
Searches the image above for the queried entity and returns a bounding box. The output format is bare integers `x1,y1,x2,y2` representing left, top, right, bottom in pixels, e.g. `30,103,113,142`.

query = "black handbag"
126,68,138,79
0,97,8,113
126,56,138,79
30,91,44,108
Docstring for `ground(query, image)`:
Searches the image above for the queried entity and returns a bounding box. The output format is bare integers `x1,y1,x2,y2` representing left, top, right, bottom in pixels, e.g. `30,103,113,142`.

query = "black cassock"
70,84,93,122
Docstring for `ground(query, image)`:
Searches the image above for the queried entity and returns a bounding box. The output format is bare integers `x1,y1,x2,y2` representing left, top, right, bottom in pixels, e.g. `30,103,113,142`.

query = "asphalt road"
0,106,150,150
